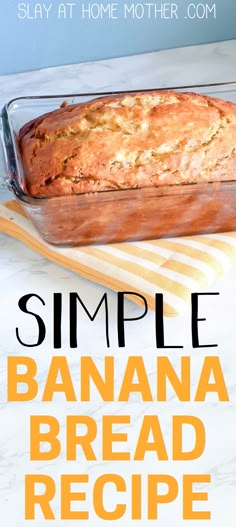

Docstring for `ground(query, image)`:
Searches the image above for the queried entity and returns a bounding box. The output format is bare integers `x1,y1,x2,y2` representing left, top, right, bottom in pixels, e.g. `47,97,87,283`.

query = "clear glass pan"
0,82,236,246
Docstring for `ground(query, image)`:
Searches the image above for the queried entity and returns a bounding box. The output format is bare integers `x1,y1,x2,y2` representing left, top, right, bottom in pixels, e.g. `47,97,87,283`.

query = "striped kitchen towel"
0,200,236,316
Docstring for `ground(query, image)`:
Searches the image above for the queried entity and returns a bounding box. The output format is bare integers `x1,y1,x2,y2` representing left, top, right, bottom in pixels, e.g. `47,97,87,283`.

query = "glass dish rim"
2,80,236,206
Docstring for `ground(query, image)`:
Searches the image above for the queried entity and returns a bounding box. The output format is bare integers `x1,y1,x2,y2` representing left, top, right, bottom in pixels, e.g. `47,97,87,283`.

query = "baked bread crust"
19,90,236,197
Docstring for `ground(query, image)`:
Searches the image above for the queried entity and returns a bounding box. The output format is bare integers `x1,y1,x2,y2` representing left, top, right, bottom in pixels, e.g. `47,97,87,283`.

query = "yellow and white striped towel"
0,200,236,317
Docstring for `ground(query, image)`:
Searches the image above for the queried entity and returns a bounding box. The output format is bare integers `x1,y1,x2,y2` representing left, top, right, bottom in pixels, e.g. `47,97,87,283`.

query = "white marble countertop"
0,40,236,526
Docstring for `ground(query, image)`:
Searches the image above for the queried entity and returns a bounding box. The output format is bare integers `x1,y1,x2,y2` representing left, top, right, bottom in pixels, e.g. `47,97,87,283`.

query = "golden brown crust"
19,90,236,197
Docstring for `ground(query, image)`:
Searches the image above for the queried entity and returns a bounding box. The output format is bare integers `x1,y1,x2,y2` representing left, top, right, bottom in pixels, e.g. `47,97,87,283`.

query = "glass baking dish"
0,82,236,246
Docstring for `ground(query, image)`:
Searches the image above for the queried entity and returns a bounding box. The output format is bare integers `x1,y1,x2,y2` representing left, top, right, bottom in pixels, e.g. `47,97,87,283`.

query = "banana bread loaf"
19,90,236,197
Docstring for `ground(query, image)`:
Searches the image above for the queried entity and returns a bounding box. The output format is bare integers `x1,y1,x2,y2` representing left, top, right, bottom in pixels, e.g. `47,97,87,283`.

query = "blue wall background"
0,0,236,75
